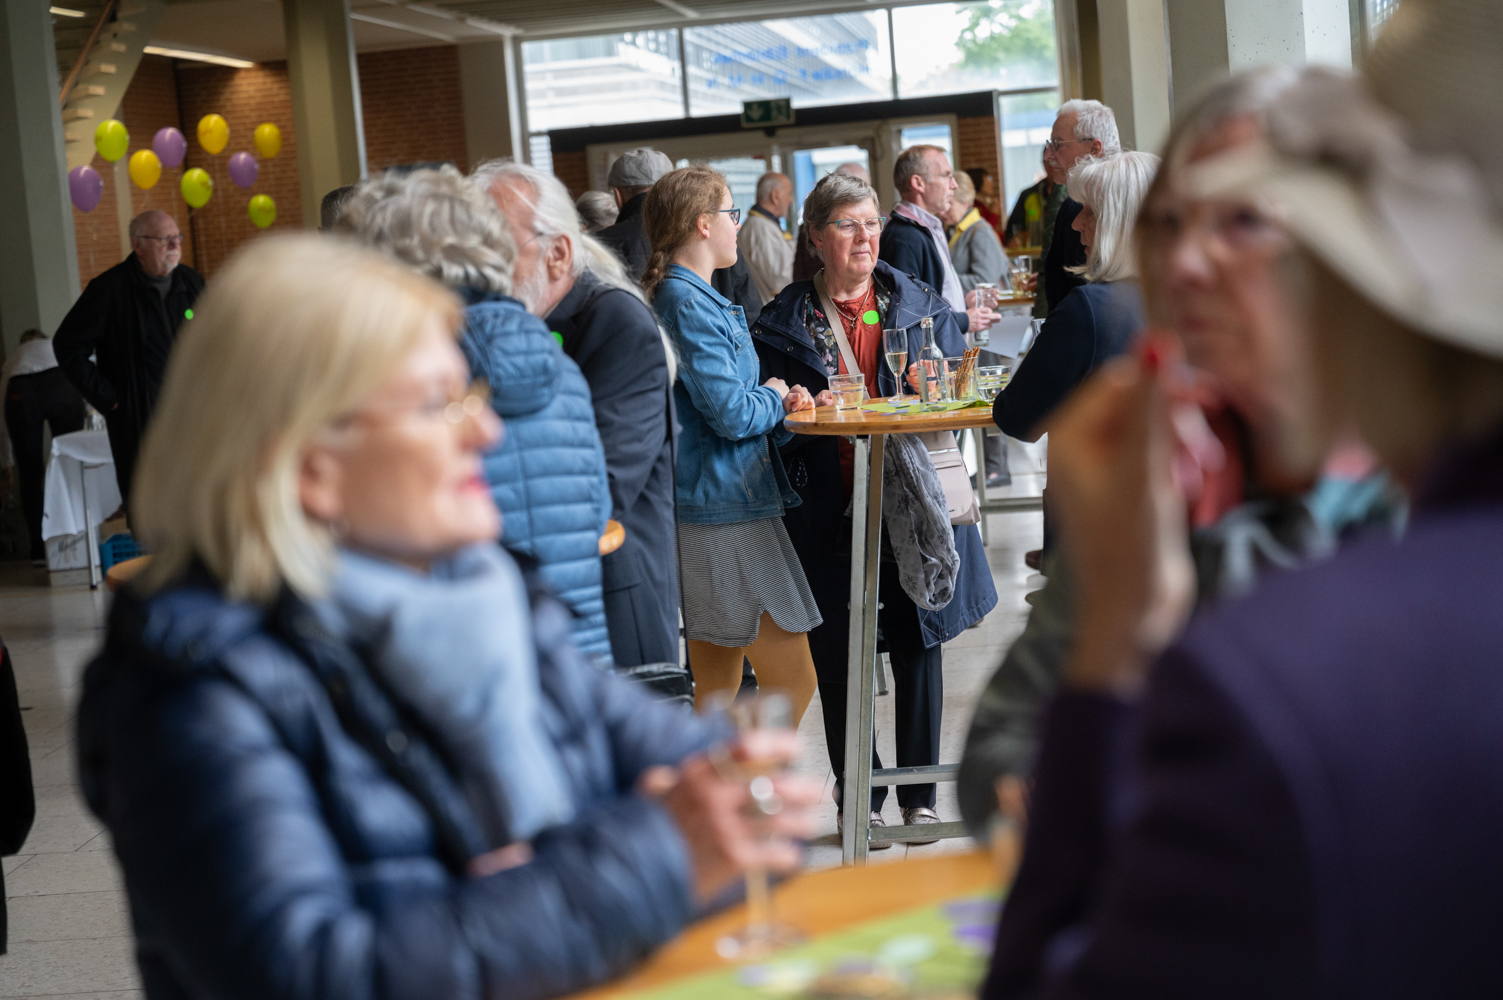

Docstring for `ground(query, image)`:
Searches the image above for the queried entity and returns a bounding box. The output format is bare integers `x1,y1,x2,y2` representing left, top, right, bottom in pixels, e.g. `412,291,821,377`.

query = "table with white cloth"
42,430,120,587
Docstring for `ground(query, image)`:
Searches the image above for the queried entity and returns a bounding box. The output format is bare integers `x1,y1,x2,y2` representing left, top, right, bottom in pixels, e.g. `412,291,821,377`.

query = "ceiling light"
50,6,87,16
143,45,254,68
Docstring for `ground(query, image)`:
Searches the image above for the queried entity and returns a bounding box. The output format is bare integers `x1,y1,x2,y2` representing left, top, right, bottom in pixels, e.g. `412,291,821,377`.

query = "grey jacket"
881,433,960,611
948,211,1007,295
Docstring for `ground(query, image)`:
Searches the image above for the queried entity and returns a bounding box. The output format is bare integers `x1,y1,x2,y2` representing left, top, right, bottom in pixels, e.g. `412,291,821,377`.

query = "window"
790,145,870,223
997,88,1057,230
528,134,554,174
891,1,1059,99
521,30,684,132
1368,0,1400,41
683,12,893,117
898,123,953,163
675,156,768,215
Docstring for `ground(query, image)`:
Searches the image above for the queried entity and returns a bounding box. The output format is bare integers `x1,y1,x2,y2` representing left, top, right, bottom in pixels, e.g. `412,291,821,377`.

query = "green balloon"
247,193,276,229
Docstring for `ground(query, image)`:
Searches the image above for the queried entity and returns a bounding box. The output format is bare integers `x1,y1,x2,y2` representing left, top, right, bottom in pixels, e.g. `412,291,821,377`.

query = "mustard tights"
686,612,817,725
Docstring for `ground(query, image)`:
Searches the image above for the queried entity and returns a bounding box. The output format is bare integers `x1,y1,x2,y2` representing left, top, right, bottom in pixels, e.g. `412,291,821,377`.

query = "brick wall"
551,150,589,200
359,46,466,171
956,115,1000,186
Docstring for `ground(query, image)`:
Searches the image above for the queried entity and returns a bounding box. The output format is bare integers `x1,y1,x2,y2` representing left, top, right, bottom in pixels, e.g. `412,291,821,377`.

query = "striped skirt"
677,517,823,647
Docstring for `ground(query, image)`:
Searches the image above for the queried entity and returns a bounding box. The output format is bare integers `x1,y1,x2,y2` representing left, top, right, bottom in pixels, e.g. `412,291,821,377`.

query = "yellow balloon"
197,114,229,156
180,167,213,209
93,120,129,163
128,149,162,190
247,193,276,229
253,122,282,159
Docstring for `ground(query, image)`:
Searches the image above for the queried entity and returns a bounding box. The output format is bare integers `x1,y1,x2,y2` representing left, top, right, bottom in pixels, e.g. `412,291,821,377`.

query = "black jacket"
993,282,1143,441
546,271,679,667
1,643,33,953
876,212,970,334
53,254,204,499
1043,200,1088,314
597,193,762,325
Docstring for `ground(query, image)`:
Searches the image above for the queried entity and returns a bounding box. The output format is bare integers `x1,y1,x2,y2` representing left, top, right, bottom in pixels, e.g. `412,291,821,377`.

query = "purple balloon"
153,127,187,168
68,165,103,212
227,151,259,189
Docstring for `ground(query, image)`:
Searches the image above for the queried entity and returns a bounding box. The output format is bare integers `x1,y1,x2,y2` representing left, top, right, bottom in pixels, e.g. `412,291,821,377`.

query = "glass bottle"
917,316,947,409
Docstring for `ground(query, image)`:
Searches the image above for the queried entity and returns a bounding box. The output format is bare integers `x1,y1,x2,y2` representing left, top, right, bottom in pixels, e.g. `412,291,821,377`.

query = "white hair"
1067,150,1159,283
1059,99,1122,155
473,158,678,381
755,172,789,204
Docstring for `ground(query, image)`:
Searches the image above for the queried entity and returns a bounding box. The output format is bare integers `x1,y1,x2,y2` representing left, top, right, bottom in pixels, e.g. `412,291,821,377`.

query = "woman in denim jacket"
644,166,823,721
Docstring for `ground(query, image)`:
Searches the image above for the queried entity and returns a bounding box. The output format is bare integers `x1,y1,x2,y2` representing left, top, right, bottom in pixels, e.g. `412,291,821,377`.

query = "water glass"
828,373,866,411
978,363,1011,402
975,282,1000,311
945,357,978,403
1009,255,1033,294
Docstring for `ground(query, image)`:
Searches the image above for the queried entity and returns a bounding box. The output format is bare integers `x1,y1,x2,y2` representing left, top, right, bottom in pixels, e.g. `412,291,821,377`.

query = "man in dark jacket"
597,148,764,325
1037,100,1119,316
481,160,680,667
879,145,995,337
54,210,203,503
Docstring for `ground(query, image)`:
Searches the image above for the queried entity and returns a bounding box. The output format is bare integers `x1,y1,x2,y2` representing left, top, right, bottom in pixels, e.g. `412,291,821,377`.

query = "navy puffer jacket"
460,290,612,663
77,562,724,1000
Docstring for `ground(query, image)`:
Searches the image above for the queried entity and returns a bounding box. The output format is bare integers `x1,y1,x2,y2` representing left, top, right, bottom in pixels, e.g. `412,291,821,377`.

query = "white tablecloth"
42,430,120,541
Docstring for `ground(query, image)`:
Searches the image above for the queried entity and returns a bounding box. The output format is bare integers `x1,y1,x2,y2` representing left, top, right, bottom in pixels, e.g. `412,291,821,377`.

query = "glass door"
788,143,874,226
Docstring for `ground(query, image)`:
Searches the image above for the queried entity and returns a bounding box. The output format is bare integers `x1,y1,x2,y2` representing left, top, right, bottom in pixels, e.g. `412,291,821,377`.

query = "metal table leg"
840,434,884,865
81,461,101,590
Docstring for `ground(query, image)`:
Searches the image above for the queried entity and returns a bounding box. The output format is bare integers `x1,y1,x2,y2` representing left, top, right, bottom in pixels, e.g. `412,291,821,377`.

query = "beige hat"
1191,0,1503,359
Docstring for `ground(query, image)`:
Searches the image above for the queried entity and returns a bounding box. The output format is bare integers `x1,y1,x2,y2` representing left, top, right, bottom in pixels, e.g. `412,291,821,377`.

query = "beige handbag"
814,273,980,526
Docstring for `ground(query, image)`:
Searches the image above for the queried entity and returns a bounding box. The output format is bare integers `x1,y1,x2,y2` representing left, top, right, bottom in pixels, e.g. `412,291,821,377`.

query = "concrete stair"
57,0,164,170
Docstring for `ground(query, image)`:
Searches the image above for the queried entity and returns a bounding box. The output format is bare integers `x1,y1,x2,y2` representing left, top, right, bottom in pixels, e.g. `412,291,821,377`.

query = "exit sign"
741,98,794,129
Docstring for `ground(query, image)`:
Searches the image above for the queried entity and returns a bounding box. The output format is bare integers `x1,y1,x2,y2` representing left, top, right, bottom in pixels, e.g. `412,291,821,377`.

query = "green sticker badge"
551,331,564,346
184,308,194,320
862,310,880,325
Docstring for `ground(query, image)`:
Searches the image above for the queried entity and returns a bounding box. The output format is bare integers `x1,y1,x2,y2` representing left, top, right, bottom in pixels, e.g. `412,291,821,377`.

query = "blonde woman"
644,165,822,721
75,234,818,1000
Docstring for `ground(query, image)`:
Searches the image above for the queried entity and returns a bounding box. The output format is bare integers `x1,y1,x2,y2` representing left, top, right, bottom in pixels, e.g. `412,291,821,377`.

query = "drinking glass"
945,357,978,403
1009,255,1033,294
828,373,865,411
706,691,803,960
882,327,909,404
975,282,1000,311
977,363,1011,402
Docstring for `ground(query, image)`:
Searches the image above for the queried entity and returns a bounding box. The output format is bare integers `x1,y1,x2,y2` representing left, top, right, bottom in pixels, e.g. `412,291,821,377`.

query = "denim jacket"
654,264,800,525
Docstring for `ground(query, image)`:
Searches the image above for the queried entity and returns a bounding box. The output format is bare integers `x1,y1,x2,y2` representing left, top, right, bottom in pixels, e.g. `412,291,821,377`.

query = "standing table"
42,429,120,588
785,404,1040,863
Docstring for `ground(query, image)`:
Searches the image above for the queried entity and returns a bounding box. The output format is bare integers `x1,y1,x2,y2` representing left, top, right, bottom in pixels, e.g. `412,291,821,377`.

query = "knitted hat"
1192,0,1503,358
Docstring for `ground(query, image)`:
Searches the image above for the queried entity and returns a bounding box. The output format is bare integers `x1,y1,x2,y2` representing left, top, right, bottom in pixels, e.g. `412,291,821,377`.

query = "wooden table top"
785,403,999,436
571,851,997,999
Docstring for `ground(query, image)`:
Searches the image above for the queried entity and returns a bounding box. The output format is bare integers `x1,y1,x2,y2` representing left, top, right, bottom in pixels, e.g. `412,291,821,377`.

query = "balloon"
180,167,213,208
153,126,187,167
128,149,162,190
253,122,282,159
93,119,128,162
68,165,103,212
197,114,229,155
247,193,276,229
227,151,259,188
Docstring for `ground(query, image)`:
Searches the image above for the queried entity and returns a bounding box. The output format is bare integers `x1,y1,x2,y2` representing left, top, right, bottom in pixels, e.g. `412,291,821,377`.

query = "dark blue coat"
984,430,1503,999
993,282,1143,441
752,260,998,650
546,272,679,667
77,564,723,1000
460,290,612,663
878,211,971,335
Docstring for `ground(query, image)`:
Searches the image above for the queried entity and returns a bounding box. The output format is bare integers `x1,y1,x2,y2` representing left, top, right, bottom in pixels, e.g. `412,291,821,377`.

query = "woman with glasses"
644,165,823,720
752,171,998,843
77,233,821,1000
339,167,615,665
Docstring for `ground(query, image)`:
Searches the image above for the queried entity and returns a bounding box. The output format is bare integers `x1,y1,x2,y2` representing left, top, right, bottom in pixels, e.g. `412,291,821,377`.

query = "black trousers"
5,370,85,559
812,566,943,812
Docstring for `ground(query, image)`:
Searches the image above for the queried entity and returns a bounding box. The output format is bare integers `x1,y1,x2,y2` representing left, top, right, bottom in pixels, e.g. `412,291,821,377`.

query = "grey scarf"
882,433,960,610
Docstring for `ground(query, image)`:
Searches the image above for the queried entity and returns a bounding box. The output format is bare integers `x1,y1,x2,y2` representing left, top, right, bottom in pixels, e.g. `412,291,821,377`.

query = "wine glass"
882,327,909,404
706,690,804,960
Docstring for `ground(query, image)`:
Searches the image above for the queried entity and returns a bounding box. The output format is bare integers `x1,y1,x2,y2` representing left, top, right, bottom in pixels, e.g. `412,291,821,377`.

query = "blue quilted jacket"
459,290,612,663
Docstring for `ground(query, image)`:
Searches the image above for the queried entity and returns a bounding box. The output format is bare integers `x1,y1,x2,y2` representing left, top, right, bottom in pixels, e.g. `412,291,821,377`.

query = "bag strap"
813,270,861,377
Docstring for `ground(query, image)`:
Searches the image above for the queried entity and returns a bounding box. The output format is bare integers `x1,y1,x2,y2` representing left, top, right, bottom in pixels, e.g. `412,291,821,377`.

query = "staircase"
55,0,164,170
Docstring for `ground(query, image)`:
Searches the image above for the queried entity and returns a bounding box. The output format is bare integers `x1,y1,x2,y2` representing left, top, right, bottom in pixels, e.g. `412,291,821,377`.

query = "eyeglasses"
1043,138,1091,154
822,217,887,237
139,234,184,247
338,379,493,431
720,208,742,225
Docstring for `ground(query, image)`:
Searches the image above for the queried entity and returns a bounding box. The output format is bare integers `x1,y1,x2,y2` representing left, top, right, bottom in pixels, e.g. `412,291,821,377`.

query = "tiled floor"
0,444,1045,998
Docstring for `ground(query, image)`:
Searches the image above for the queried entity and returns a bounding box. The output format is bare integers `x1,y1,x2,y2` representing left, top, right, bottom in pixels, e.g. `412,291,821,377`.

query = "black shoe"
1024,549,1042,572
985,472,1012,488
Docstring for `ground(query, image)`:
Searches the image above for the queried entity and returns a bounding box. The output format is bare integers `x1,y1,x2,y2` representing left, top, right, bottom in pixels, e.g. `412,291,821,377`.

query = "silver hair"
1067,150,1159,283
755,172,790,204
574,190,618,232
128,210,175,241
473,158,678,381
337,166,514,295
802,171,881,261
1059,99,1123,155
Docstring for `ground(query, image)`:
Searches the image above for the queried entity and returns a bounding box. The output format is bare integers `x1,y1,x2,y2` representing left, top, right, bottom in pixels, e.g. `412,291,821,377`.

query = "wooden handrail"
58,0,117,108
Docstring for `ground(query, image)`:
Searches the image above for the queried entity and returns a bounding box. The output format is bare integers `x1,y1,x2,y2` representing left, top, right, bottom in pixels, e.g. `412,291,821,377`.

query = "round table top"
570,850,997,999
785,403,999,436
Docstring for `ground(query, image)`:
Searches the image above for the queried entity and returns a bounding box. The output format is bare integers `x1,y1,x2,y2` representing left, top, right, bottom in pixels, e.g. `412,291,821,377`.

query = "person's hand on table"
813,389,836,407
1046,337,1200,699
783,385,815,414
764,377,791,400
639,730,821,905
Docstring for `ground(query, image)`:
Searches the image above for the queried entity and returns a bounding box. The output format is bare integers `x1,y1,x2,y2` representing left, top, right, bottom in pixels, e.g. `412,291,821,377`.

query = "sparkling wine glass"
706,690,803,960
883,327,909,404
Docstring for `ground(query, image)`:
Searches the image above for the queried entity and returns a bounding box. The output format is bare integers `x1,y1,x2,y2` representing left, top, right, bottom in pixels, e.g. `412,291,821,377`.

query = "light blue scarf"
314,543,575,844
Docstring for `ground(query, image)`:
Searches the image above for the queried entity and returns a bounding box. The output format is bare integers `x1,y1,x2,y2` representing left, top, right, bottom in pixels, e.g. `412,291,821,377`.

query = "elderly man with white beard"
476,160,681,670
